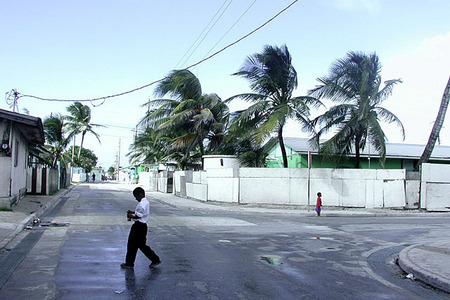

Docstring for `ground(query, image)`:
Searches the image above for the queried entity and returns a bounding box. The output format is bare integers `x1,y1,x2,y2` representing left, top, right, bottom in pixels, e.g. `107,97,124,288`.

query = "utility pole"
115,139,121,180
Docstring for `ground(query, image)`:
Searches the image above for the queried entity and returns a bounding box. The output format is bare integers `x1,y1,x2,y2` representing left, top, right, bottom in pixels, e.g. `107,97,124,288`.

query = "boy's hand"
127,210,134,219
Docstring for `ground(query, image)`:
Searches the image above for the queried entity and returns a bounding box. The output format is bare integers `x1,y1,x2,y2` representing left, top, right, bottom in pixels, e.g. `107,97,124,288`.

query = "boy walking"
121,187,161,269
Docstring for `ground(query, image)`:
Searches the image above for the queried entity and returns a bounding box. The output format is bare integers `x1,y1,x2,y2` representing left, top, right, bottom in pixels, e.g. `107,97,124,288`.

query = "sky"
1,0,449,169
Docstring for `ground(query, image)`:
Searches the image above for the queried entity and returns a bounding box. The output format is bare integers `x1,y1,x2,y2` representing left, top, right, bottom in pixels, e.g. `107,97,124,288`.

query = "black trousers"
125,221,160,266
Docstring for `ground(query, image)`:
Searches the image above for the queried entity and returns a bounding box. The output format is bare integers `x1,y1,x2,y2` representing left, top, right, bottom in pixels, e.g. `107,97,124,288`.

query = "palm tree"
64,102,102,159
127,127,170,165
309,51,405,168
417,76,450,169
142,69,230,169
42,114,72,167
235,137,278,167
228,44,322,168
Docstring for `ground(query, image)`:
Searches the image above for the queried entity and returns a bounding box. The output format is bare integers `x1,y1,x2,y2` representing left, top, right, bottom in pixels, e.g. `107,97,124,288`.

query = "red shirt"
316,197,322,207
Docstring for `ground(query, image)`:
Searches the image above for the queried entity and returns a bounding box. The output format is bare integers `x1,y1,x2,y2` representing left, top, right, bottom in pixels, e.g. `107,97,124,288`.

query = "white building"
0,109,44,208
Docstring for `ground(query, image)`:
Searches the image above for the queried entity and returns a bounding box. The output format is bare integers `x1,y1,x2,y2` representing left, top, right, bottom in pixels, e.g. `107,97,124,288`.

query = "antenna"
5,89,19,112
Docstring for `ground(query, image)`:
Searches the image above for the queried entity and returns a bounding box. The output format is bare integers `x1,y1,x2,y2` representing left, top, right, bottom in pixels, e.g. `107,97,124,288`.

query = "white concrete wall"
139,171,173,193
420,163,450,211
203,155,240,170
173,171,184,196
173,167,407,209
240,168,299,205
207,168,239,203
139,171,158,191
184,171,205,201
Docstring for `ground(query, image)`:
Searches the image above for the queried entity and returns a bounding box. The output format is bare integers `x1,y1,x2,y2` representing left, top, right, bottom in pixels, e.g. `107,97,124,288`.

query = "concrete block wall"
174,167,407,209
207,168,239,203
420,163,450,211
185,171,207,201
239,168,302,205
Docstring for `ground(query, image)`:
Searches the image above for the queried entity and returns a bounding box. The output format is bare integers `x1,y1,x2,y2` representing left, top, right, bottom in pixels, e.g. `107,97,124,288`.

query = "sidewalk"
398,241,450,293
0,185,449,293
0,185,73,250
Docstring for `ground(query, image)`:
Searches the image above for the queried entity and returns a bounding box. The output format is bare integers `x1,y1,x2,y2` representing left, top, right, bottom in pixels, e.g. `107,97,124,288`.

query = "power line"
178,0,233,69
183,0,298,71
13,0,299,103
203,0,256,58
174,0,232,69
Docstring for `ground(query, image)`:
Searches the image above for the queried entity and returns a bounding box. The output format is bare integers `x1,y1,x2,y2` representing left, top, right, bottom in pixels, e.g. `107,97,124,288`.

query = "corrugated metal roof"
0,108,45,145
282,137,450,160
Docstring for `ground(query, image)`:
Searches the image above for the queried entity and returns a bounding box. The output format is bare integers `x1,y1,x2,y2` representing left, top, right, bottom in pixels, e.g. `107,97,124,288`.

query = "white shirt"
134,198,150,223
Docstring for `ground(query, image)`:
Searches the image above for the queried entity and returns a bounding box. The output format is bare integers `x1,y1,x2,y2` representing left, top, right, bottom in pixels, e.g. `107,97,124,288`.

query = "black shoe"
149,260,161,268
120,263,134,269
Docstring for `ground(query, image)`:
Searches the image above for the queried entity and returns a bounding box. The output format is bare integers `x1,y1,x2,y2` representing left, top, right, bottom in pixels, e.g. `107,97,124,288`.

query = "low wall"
239,168,406,208
420,163,450,211
26,167,59,195
173,167,407,209
139,171,173,193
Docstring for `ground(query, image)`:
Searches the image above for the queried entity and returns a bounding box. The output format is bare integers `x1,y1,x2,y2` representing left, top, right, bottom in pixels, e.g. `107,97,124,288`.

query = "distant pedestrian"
316,192,322,217
121,187,161,269
92,173,96,182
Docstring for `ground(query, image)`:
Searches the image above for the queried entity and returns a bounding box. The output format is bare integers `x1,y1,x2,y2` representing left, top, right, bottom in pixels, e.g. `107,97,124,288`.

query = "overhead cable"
15,0,299,103
175,0,232,69
203,0,256,58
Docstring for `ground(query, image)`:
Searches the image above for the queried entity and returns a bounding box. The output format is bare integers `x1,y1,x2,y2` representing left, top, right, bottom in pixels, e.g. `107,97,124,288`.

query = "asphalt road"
0,183,449,299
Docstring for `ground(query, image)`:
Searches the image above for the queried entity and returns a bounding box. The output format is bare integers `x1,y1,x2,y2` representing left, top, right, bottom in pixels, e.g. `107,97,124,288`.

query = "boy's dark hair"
133,187,145,197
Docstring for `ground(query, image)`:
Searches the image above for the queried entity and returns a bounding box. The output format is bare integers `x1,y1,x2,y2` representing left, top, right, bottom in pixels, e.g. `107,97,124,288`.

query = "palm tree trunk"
278,126,288,168
78,132,86,159
354,138,361,169
417,76,450,169
198,136,205,170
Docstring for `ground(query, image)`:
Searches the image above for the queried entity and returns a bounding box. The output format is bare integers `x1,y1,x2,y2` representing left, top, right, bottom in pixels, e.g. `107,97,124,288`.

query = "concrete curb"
398,243,450,293
0,185,75,250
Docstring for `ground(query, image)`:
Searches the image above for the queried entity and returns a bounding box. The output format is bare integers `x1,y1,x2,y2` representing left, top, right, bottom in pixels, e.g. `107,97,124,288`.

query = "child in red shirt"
316,192,322,217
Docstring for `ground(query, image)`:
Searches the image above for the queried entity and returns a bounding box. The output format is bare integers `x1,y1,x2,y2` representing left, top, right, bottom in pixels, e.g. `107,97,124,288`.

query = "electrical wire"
174,0,232,69
203,0,256,58
15,0,299,103
178,0,233,69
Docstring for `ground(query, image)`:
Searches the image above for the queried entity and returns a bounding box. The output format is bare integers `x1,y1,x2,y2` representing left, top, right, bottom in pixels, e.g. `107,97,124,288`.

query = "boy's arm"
127,210,137,219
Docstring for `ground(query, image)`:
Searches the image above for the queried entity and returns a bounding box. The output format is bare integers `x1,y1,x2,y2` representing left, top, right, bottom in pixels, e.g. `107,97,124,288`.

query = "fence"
139,164,449,211
26,166,70,195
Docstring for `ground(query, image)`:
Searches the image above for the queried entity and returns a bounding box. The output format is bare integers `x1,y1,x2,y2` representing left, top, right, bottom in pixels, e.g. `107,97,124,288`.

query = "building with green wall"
267,137,450,170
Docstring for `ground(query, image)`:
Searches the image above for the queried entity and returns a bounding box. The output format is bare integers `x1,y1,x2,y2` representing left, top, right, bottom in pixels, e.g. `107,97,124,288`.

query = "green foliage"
66,146,97,173
41,103,101,170
108,166,115,177
63,102,103,159
228,44,323,168
132,70,230,169
309,51,404,168
42,114,72,167
235,137,278,167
